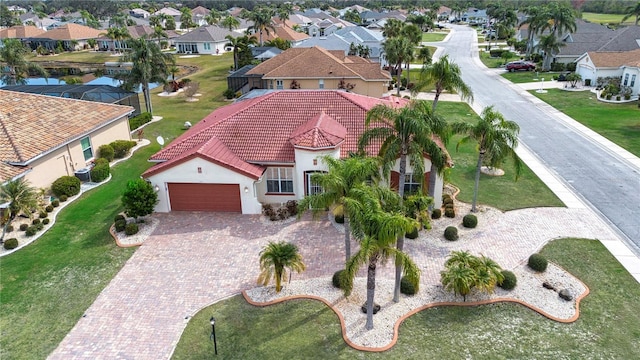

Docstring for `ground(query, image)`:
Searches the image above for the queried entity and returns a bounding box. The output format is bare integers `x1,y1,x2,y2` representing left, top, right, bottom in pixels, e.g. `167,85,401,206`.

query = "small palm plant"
257,241,306,293
440,251,504,301
0,177,40,243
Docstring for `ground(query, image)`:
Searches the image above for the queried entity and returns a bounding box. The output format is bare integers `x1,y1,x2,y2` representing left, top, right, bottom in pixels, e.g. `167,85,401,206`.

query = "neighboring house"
245,46,391,97
575,49,640,96
29,23,103,51
226,64,257,93
191,6,211,27
142,90,447,213
129,8,150,19
0,25,46,43
0,90,134,188
258,23,310,45
97,25,166,51
173,25,243,54
295,26,385,65
153,7,182,29
461,8,488,25
251,46,283,61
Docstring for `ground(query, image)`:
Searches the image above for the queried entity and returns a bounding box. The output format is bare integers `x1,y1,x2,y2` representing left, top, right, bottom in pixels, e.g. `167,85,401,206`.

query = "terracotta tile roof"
289,111,347,148
145,90,413,178
259,24,309,42
0,162,28,183
587,49,640,67
41,23,103,40
246,46,390,81
0,25,46,39
0,90,134,181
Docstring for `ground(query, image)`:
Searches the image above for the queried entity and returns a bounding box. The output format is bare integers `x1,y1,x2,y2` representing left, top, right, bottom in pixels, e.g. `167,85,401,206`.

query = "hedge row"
128,112,152,131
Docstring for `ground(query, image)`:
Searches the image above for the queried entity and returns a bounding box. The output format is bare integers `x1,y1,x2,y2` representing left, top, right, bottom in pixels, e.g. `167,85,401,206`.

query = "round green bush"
39,211,48,219
443,197,454,206
115,219,127,232
400,276,418,295
114,214,126,223
97,144,115,162
19,223,29,231
35,222,44,231
43,218,50,225
90,161,110,183
499,270,517,290
51,176,81,197
46,205,54,212
32,218,41,225
332,270,345,288
125,223,139,235
444,226,459,241
444,208,456,218
3,238,19,250
528,253,548,272
431,208,441,219
110,140,137,159
51,200,60,207
59,195,68,202
462,214,478,228
25,226,38,236
6,225,14,232
405,226,419,239
334,214,344,224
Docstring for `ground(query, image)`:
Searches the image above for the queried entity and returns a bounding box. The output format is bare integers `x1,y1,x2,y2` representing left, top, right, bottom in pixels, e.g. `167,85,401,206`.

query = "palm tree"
536,34,564,71
417,47,432,66
548,1,577,38
343,9,361,25
473,255,504,294
277,3,293,25
152,26,167,48
149,15,162,28
414,55,473,112
383,37,413,96
451,106,522,213
0,38,48,86
519,6,550,58
257,241,306,292
297,156,380,263
359,101,448,302
117,36,175,115
400,24,422,84
249,7,276,46
103,27,130,53
205,10,222,26
622,1,640,25
440,251,504,301
179,7,194,30
110,13,127,28
343,185,420,330
225,35,259,71
220,16,240,32
440,260,476,301
382,18,404,38
0,178,40,243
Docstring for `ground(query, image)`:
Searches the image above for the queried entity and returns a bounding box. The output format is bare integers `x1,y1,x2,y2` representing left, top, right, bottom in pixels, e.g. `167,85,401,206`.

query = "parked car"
506,61,536,72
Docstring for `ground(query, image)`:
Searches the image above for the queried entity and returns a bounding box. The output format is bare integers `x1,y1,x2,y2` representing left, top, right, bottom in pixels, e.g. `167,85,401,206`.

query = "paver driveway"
50,206,619,359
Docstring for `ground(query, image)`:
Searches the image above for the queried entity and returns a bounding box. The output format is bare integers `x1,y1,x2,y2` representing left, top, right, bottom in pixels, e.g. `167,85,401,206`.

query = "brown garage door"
168,183,241,212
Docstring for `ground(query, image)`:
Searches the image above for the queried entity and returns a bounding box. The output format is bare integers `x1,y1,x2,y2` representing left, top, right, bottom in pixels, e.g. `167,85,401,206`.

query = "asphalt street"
437,25,640,254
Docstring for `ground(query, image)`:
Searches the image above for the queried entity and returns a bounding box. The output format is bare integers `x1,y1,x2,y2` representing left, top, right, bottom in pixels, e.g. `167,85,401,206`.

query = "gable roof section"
40,23,103,40
0,25,46,38
175,26,242,42
586,49,640,68
145,91,409,178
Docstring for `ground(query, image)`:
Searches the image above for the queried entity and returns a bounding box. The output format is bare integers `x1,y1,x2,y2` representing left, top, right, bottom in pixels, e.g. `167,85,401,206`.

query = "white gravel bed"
113,216,160,246
245,262,586,349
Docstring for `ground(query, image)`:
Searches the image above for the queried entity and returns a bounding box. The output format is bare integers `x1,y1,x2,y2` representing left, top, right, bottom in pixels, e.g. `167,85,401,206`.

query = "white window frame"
266,167,294,193
276,80,284,89
319,79,324,89
404,173,421,194
80,136,93,161
623,73,629,86
631,74,636,87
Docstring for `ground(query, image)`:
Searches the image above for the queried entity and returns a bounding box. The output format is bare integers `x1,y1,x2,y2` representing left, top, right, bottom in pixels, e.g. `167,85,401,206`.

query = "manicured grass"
0,146,157,359
530,89,640,157
582,12,636,25
421,32,447,42
172,238,640,359
478,51,505,68
436,101,564,210
501,70,545,83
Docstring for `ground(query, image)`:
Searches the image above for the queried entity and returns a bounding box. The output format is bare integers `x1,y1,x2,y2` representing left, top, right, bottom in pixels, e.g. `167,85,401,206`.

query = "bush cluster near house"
51,176,81,198
110,140,137,159
90,158,110,183
128,112,152,131
122,179,158,219
261,201,298,221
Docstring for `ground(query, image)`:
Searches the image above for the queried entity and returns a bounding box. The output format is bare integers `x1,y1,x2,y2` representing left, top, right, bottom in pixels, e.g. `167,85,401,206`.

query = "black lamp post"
210,316,218,355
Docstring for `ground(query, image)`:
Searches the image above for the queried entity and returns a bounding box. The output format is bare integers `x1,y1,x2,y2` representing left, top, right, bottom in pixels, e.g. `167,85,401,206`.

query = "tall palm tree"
548,1,577,38
297,156,380,263
257,241,306,292
103,27,130,53
622,1,640,25
383,37,413,96
277,3,293,25
225,35,257,71
249,7,276,46
382,18,404,38
359,101,448,302
343,185,420,330
0,38,48,86
417,47,432,66
451,106,522,212
220,16,240,31
519,6,550,58
0,178,40,243
152,26,167,48
400,24,422,84
117,36,175,115
149,15,161,28
414,54,474,111
536,34,564,71
179,7,194,30
205,9,222,26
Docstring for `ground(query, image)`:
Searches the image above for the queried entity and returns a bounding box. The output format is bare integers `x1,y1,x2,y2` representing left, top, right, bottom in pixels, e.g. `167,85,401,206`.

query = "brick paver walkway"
49,207,619,359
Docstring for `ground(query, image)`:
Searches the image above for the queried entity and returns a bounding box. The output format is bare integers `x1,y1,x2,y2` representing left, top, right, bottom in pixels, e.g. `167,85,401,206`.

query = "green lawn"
172,238,640,359
501,70,545,83
530,89,640,157
582,12,636,25
478,51,505,68
421,32,447,42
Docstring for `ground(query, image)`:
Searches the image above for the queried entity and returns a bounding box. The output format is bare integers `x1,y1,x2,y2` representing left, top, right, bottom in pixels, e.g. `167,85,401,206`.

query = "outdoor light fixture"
210,316,218,355
154,184,159,192
244,186,249,193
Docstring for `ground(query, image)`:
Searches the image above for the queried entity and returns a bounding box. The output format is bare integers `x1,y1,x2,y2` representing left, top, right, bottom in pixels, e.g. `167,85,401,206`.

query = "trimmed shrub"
110,140,137,159
115,219,127,232
3,238,18,250
550,62,565,71
462,214,478,228
444,207,456,218
52,199,60,207
400,276,418,295
19,224,29,231
97,144,115,162
443,197,454,206
405,226,419,239
125,223,139,235
90,158,110,183
285,200,298,216
442,193,452,201
332,270,346,288
566,62,576,71
25,226,38,236
51,176,81,197
528,253,548,272
223,88,236,99
431,208,442,219
444,226,459,241
32,218,41,225
59,195,68,202
499,270,517,290
43,218,50,225
277,207,289,220
114,214,126,222
489,49,505,58
6,225,14,232
35,222,44,231
46,205,54,212
128,112,152,130
39,211,48,219
262,203,275,218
